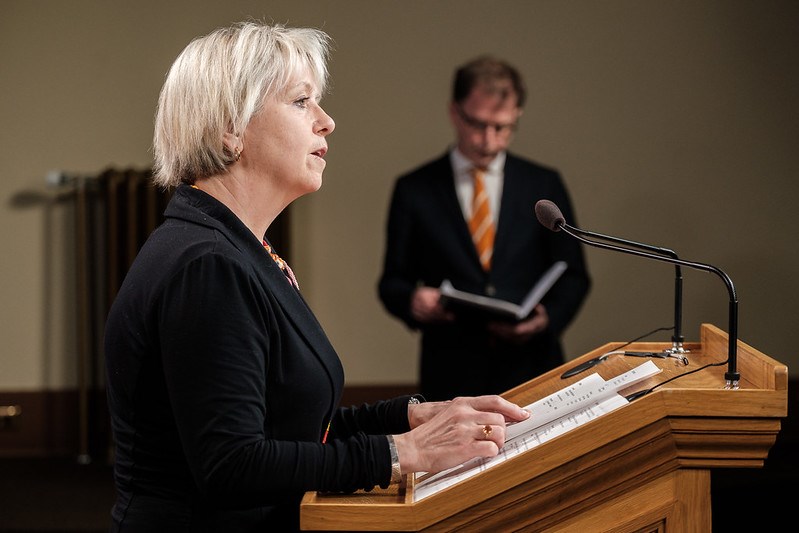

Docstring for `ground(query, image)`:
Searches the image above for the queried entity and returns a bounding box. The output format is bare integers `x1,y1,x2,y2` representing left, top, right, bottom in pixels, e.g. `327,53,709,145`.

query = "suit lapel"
173,185,344,388
253,240,343,379
431,155,484,267
494,156,522,254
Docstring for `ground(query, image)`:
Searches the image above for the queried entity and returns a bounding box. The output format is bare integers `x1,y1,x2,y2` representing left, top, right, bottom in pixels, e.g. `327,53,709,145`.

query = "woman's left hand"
397,395,530,475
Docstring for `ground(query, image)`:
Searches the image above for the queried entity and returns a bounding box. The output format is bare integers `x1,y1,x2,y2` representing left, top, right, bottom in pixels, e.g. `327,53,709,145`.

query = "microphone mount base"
663,342,690,356
724,379,740,390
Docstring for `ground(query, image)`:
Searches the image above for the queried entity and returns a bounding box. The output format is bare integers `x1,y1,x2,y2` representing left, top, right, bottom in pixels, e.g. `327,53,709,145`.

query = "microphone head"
535,200,565,231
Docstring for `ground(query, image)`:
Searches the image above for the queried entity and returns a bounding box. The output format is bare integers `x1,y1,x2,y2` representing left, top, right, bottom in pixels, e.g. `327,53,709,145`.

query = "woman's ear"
222,132,243,153
222,132,244,161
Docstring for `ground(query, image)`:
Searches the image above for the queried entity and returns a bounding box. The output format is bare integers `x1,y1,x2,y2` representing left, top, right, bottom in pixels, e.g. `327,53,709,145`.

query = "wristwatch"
386,434,402,484
387,395,425,484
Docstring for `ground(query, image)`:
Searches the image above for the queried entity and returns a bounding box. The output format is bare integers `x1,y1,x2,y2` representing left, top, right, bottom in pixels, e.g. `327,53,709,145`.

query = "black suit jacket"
379,151,590,400
105,184,413,532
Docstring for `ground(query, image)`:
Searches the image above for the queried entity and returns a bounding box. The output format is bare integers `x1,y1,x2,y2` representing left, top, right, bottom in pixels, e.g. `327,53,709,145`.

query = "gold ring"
482,424,492,438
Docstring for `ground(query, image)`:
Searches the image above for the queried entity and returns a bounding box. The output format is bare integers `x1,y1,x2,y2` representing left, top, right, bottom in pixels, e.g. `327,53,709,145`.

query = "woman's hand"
395,395,530,475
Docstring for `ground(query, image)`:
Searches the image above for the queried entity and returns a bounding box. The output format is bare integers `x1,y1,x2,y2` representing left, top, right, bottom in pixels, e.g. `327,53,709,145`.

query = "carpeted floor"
0,456,114,533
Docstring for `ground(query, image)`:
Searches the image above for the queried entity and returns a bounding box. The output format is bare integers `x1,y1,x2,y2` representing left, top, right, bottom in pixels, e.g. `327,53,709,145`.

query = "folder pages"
439,261,567,322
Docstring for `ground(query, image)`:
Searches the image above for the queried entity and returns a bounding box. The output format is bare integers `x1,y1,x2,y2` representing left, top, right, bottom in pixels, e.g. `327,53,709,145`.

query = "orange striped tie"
468,167,495,271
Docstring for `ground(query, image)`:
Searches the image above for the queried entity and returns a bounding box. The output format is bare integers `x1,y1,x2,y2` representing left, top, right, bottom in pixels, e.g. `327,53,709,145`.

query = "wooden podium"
300,324,788,532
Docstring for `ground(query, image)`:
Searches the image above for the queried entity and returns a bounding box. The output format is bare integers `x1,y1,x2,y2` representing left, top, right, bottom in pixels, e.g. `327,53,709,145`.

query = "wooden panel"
0,385,404,458
300,323,788,532
542,470,709,533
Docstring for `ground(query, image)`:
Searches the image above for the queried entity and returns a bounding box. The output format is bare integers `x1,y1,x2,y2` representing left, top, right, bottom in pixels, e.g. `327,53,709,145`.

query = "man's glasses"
455,105,518,135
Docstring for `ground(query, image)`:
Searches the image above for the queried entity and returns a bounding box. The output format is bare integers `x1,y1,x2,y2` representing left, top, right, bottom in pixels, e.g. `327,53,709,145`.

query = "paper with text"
413,360,661,502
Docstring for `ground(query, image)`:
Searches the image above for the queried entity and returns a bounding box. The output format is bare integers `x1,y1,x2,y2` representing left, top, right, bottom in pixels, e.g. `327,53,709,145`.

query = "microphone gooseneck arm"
535,200,739,388
559,220,685,351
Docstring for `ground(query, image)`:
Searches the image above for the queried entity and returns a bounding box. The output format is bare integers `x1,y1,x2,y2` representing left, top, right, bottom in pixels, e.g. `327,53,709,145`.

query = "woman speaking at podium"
103,21,530,532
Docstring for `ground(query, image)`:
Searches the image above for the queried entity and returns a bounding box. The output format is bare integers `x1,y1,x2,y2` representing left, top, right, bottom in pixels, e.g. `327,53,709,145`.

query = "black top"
105,184,413,532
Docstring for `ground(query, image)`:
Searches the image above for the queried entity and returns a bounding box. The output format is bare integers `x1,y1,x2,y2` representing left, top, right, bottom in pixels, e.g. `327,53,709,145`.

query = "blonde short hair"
153,22,332,188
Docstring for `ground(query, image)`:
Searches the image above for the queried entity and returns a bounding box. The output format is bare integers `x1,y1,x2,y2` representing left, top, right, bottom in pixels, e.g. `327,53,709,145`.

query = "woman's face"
242,67,335,197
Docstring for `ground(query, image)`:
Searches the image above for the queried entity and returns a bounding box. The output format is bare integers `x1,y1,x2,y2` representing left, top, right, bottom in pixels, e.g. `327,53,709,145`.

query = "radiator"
58,168,290,463
64,167,171,463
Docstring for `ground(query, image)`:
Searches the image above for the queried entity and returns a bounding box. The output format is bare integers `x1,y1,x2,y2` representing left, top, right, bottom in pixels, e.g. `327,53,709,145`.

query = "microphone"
536,200,686,354
535,199,739,389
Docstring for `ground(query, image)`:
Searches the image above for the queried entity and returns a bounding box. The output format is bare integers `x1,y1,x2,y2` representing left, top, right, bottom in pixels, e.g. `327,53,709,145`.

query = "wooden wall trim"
0,390,81,458
2,380,794,461
0,385,418,459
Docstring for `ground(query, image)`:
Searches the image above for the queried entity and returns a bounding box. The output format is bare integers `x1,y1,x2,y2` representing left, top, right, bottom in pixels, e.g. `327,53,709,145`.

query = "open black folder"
439,261,567,322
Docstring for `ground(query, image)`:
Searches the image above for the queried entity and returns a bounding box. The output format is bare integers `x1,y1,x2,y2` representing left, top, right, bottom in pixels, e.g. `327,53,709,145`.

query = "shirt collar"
450,148,506,177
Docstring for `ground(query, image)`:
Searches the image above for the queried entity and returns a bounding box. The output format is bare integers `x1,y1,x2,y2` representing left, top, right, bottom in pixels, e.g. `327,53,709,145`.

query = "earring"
234,148,241,162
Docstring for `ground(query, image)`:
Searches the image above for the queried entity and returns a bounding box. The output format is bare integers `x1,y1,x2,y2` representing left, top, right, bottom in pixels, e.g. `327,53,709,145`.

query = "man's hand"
410,287,455,323
487,303,549,344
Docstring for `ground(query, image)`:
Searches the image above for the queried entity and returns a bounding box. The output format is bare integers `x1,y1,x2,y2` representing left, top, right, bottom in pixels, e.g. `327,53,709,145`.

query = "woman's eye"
294,97,310,108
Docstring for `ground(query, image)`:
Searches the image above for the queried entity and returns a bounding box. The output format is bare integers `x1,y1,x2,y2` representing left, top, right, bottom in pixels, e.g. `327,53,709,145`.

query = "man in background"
378,56,590,401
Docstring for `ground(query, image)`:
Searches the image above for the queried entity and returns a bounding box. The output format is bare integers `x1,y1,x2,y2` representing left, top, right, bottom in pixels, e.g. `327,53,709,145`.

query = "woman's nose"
315,108,335,135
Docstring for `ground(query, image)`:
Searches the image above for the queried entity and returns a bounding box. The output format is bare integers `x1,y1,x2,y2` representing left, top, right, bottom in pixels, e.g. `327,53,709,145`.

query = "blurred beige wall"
1,0,797,392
